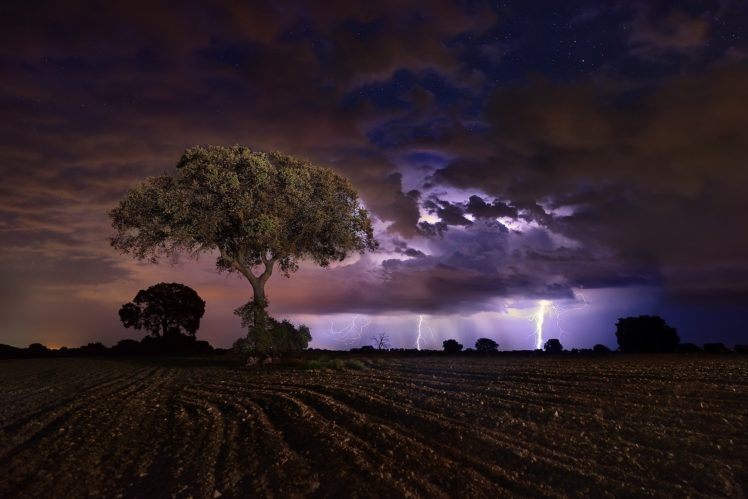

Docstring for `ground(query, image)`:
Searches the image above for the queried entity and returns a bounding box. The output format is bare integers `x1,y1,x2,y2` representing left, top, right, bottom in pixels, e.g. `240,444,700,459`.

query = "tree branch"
259,256,276,285
220,246,259,286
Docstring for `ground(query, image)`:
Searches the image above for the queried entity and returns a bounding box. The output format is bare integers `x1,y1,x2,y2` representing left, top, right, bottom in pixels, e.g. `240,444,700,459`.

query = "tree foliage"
615,315,679,353
544,338,563,354
119,282,205,337
232,316,312,355
475,338,499,353
442,339,463,353
110,145,377,329
593,343,611,354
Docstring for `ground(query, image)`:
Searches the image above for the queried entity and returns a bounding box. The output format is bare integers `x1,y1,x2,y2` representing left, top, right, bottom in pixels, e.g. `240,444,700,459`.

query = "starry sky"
2,0,748,350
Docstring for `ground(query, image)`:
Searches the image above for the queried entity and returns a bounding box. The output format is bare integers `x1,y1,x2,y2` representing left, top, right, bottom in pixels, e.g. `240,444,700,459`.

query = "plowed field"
1,355,746,498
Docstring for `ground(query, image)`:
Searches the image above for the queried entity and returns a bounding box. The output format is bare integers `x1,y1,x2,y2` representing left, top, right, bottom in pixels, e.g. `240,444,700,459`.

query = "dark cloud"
465,195,517,219
1,1,747,346
423,197,473,227
433,64,748,302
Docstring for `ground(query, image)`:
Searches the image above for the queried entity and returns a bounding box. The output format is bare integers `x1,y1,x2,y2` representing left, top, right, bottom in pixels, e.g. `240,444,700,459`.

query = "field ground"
0,355,746,498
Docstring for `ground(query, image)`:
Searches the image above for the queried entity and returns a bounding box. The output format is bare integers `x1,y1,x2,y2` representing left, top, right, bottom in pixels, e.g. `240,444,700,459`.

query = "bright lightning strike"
531,300,551,350
526,292,590,349
415,315,436,350
416,315,424,351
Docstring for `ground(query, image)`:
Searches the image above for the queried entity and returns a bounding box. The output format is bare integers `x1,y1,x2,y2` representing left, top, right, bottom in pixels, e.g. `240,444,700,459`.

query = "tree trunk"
249,279,269,329
220,247,275,332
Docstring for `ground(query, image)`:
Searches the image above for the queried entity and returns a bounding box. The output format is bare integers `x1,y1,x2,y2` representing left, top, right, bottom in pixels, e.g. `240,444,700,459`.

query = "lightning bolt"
416,315,424,351
549,291,589,337
527,291,590,349
328,315,370,347
531,300,551,350
415,315,436,350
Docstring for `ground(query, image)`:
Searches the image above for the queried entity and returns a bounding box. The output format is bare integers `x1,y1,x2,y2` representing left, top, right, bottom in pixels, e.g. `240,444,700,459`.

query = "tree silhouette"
443,339,463,353
27,343,49,356
615,315,679,353
119,282,205,338
371,333,391,350
475,338,499,353
544,338,563,354
233,316,311,355
593,344,611,354
110,146,377,332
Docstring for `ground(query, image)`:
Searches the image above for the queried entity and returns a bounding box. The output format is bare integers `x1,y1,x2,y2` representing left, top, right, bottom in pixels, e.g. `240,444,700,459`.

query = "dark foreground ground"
0,355,746,498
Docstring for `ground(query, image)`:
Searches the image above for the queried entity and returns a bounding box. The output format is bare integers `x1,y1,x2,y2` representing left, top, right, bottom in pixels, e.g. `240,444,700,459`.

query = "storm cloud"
1,0,747,347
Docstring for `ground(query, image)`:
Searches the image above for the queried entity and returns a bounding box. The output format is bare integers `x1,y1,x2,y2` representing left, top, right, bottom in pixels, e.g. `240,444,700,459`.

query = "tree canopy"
443,339,463,353
110,145,377,335
615,315,679,353
475,338,499,353
119,282,205,337
544,338,563,354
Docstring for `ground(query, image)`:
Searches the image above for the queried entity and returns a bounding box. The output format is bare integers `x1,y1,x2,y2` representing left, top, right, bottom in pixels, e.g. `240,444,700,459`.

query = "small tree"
475,338,499,353
443,339,463,353
119,282,205,338
544,338,563,354
371,333,391,350
615,315,679,353
593,344,611,354
27,343,50,356
110,146,377,335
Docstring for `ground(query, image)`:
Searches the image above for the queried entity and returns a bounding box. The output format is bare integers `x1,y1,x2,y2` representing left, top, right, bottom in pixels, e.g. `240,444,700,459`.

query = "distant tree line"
0,338,218,359
348,315,746,356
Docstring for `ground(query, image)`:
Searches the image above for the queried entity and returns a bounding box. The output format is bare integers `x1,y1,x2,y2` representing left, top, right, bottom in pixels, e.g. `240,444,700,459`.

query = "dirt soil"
1,355,746,498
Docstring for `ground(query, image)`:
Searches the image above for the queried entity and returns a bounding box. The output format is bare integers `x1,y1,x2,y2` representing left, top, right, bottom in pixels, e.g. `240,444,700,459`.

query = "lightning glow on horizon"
328,315,370,347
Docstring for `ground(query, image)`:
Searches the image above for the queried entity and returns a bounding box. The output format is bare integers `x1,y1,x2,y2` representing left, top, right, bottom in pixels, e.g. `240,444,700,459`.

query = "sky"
1,0,748,350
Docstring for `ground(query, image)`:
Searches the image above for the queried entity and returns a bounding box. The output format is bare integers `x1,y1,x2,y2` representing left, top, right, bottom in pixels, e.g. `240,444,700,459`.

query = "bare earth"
0,355,746,498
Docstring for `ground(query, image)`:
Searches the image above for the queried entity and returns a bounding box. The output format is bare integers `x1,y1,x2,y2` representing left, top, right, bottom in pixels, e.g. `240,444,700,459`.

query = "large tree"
110,145,377,329
119,282,206,337
615,315,679,353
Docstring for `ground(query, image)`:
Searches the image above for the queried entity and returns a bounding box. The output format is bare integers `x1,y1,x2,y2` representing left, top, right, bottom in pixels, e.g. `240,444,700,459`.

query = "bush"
350,345,376,353
593,344,611,354
615,315,679,353
475,338,499,353
233,317,312,356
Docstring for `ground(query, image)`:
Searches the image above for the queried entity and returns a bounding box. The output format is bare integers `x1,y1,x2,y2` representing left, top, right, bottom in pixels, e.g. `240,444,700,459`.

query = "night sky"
2,1,748,350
